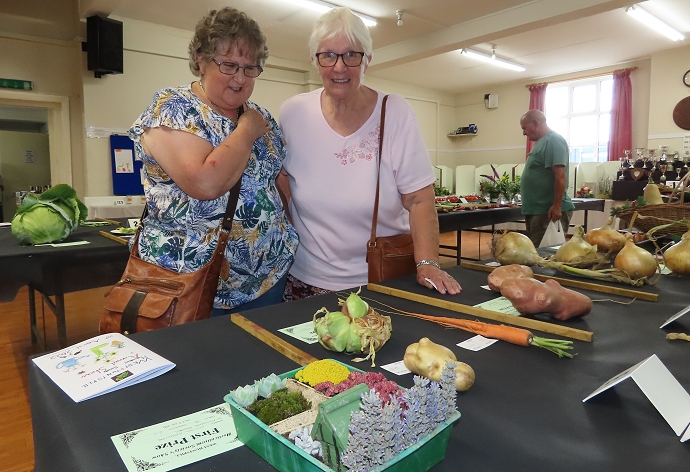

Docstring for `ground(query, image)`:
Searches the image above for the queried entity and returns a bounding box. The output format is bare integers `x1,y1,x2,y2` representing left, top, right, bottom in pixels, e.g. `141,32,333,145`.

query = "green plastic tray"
224,359,461,472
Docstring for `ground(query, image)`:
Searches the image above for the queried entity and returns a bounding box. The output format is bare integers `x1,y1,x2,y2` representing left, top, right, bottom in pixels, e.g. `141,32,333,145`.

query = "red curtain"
608,68,633,162
526,83,548,158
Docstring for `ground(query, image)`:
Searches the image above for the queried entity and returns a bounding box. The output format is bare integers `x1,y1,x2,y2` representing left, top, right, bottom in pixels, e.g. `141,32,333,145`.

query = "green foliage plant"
246,388,312,425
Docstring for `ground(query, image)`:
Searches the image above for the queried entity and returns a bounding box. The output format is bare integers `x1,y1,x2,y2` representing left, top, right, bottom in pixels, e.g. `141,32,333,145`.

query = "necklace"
198,79,205,93
197,79,239,122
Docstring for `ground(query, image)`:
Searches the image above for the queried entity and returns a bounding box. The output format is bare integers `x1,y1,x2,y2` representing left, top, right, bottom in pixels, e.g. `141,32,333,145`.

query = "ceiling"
72,0,690,94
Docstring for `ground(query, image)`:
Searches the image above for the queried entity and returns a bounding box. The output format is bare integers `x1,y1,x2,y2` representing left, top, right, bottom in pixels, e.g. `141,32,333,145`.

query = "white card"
485,261,500,267
458,335,499,351
128,218,140,229
380,360,411,376
114,149,134,173
583,354,690,441
480,285,491,290
459,198,468,203
660,304,690,329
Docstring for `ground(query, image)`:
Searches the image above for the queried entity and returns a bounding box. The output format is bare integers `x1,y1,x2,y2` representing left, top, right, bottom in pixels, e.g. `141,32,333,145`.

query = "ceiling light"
625,5,684,41
460,48,525,72
282,0,377,26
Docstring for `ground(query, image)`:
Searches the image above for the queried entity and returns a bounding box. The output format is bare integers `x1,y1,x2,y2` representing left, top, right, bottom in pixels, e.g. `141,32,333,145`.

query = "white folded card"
583,354,690,442
660,303,690,329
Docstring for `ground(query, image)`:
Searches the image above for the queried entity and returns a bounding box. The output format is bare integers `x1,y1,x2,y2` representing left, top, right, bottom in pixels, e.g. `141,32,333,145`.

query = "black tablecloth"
30,265,690,471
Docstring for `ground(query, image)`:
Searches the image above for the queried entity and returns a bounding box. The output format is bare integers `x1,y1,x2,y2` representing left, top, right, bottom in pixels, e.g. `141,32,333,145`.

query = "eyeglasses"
315,51,365,68
212,59,263,78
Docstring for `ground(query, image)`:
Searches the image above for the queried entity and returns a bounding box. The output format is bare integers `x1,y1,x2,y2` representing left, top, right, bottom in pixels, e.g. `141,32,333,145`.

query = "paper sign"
459,198,468,203
480,285,491,290
111,403,242,472
278,321,318,344
381,360,411,376
23,149,35,164
658,263,672,275
115,149,134,173
660,304,690,329
458,335,499,351
128,218,141,229
583,354,690,441
485,261,501,267
474,296,521,316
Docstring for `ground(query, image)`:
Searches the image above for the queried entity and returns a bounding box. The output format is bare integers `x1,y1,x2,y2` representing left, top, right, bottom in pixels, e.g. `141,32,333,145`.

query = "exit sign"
0,78,33,90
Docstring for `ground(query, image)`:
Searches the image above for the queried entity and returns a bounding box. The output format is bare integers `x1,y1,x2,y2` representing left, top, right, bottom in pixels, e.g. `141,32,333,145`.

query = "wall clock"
684,70,690,87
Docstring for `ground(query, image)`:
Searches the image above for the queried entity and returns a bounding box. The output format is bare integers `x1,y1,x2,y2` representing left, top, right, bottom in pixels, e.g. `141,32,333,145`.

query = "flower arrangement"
479,165,521,201
576,185,594,198
596,175,612,199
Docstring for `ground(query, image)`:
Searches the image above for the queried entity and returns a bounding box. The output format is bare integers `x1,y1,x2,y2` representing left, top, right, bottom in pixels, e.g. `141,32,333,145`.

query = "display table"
29,265,690,471
0,222,129,348
438,198,605,263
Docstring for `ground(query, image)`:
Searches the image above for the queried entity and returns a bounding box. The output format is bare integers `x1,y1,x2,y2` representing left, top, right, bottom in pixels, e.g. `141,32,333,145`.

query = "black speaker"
84,15,123,78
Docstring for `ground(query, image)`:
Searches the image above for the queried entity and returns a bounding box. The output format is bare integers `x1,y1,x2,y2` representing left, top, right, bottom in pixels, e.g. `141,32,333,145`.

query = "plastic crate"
224,360,461,472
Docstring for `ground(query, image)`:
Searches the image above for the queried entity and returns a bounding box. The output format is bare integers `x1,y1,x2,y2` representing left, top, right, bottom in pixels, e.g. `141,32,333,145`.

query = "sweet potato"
403,337,475,391
499,278,592,321
487,264,534,292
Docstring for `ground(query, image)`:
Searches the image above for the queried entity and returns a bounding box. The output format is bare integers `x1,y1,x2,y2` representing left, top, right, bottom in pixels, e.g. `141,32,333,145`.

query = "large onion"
555,225,598,264
663,230,690,276
492,232,541,266
614,237,657,279
585,217,627,253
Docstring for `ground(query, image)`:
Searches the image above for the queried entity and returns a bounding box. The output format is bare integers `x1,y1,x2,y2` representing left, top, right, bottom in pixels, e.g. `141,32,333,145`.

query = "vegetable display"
585,217,627,253
487,264,533,292
554,225,599,265
613,236,658,279
11,184,88,245
313,290,392,367
403,337,475,391
499,278,592,321
647,220,690,276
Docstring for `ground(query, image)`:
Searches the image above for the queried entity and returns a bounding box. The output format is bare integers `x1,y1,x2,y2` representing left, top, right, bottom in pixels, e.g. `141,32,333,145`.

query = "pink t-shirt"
279,88,436,290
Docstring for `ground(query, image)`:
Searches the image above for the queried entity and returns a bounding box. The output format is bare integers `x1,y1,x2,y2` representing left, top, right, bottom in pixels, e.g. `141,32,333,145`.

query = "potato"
499,278,592,321
403,337,475,391
487,264,534,292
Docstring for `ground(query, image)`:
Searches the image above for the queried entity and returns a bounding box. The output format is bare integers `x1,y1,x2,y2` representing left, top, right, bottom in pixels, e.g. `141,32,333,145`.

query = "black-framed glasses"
212,59,263,78
315,51,365,68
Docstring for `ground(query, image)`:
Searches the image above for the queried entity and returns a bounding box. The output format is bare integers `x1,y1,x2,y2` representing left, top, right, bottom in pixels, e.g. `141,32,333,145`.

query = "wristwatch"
416,259,440,269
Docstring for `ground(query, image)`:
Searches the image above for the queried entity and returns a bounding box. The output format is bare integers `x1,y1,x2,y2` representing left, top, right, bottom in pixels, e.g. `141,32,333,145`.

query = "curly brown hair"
188,7,268,77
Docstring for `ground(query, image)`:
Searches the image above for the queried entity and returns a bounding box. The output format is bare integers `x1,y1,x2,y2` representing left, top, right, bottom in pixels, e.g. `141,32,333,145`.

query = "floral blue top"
129,84,298,308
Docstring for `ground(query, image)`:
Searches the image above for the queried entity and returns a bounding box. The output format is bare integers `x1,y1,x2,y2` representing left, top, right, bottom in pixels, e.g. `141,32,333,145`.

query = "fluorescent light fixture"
281,0,377,26
626,5,684,41
460,48,525,72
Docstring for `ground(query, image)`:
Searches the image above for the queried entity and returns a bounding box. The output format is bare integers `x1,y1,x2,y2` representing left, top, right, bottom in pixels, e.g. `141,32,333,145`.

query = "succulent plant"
255,373,286,398
229,383,259,408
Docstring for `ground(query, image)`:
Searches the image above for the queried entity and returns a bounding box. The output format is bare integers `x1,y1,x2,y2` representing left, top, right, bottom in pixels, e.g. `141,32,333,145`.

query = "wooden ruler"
99,230,129,245
94,217,121,225
367,283,594,342
231,314,318,366
461,260,658,302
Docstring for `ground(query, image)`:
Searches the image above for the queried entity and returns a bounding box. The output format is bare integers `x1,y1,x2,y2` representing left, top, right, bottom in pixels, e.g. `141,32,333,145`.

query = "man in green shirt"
519,109,575,246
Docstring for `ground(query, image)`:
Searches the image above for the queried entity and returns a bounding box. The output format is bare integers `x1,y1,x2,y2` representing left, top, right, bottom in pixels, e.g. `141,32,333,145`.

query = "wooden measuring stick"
367,283,593,342
94,217,121,225
99,230,129,245
231,314,318,366
461,260,658,302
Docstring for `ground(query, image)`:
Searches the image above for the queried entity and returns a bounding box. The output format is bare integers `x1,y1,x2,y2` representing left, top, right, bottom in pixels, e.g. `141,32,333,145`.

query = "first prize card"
111,403,242,472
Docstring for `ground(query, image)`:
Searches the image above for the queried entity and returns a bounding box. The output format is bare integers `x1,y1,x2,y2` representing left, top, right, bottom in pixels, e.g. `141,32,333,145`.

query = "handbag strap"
368,94,390,247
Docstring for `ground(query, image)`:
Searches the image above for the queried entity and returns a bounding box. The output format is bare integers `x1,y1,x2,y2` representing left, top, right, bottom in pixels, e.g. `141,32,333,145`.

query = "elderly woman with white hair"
278,7,461,300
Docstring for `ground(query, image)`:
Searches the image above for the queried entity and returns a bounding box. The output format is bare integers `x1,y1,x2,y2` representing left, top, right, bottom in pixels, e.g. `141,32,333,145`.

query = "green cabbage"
11,184,88,245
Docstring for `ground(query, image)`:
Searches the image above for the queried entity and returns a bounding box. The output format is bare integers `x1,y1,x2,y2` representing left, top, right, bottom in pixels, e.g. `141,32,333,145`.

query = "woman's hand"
417,264,462,295
237,107,270,142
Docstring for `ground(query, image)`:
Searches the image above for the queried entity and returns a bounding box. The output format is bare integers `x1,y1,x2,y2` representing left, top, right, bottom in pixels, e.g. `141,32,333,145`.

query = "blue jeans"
211,273,288,317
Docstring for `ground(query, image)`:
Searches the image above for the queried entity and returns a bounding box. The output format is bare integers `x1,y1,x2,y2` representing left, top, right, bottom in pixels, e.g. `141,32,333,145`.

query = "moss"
246,388,312,425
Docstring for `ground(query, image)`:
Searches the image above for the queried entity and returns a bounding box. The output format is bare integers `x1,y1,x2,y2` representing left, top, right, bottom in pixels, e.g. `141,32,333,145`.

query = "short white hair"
308,7,372,67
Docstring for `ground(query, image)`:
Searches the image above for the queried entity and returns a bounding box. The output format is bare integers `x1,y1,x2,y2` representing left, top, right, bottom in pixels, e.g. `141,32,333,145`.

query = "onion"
585,217,627,253
663,230,690,276
492,232,541,266
555,225,598,264
614,237,657,279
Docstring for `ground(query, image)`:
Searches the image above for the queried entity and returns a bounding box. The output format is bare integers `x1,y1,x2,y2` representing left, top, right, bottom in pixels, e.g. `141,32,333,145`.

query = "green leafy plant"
246,387,312,425
479,165,520,200
11,184,88,245
596,175,613,199
433,184,451,196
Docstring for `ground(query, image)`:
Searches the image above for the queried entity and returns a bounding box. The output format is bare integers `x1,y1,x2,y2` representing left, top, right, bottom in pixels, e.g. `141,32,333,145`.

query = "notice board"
110,134,144,196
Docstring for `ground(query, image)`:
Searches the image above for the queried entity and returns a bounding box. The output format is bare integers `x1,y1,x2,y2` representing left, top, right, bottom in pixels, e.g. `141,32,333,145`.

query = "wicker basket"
617,173,690,235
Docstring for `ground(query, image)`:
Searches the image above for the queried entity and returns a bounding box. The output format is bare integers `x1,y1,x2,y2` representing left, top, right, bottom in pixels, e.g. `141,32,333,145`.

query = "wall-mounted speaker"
84,15,123,78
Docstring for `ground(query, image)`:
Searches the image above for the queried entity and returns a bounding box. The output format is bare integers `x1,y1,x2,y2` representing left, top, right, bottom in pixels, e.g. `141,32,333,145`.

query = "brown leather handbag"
99,181,240,334
366,95,417,283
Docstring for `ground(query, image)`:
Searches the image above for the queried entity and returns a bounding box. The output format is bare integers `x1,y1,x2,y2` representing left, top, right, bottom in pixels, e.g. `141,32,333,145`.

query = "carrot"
354,294,574,358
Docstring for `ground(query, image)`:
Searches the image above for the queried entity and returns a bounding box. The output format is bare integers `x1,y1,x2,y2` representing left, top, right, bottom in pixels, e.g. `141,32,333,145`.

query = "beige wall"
647,44,690,154
0,130,51,219
448,58,652,167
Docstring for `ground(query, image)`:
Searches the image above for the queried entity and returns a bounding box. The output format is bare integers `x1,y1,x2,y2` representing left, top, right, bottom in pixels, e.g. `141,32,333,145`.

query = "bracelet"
416,259,440,269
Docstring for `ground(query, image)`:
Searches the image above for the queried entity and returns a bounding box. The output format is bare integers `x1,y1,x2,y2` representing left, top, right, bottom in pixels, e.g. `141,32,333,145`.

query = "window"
545,76,613,163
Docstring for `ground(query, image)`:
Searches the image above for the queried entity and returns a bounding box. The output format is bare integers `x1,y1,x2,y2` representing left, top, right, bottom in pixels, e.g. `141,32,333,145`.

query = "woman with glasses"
129,7,297,314
278,7,461,300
